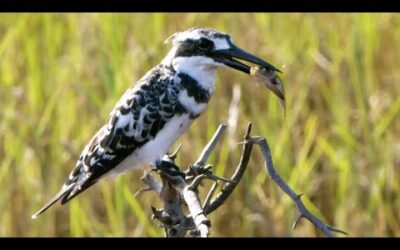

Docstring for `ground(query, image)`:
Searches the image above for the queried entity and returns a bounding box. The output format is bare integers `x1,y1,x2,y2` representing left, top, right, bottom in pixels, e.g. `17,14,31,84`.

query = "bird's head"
163,27,283,99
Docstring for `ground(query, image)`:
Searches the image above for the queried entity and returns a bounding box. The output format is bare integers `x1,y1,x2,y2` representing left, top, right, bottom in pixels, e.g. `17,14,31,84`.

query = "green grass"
0,13,399,237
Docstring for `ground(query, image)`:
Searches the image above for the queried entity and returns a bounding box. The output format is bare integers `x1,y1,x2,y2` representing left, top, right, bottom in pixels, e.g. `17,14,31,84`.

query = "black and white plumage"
32,27,283,218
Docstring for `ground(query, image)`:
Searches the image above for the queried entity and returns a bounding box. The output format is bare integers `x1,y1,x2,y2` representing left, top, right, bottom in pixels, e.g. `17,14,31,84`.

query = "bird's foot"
154,158,186,180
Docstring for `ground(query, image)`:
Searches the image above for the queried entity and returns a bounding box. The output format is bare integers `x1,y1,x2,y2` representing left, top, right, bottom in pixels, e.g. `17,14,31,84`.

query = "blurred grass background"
0,13,399,237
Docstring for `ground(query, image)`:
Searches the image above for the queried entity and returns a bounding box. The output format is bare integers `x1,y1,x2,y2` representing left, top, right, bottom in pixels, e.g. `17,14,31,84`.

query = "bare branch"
133,187,152,197
149,162,211,237
205,173,237,183
182,184,210,237
185,124,227,180
143,125,229,237
168,144,182,160
292,213,304,230
326,225,349,235
187,175,207,191
203,181,219,210
141,172,162,194
134,172,162,197
139,122,345,237
250,136,347,237
194,124,227,167
205,123,253,215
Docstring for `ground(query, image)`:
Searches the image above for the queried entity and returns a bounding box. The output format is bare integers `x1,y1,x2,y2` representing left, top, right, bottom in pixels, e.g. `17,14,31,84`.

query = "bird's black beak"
212,44,281,74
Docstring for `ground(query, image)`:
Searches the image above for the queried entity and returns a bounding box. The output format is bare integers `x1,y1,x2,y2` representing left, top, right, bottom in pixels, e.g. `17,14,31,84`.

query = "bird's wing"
32,65,182,218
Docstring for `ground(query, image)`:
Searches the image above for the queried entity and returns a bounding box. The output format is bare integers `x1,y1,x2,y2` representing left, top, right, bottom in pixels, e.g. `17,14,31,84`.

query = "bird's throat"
172,56,217,93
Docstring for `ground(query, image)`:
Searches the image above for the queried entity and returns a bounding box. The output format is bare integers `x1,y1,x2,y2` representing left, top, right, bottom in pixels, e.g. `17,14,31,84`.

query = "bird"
32,27,284,219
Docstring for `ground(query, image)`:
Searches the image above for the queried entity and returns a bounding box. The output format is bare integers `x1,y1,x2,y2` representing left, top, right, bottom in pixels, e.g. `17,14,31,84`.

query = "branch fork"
135,123,347,237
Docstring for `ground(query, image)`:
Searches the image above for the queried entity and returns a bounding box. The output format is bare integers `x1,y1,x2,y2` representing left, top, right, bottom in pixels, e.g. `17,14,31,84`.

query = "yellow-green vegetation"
0,13,399,237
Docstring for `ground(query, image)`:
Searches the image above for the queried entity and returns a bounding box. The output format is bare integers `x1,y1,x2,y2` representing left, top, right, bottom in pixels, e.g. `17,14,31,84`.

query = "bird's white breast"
107,114,193,177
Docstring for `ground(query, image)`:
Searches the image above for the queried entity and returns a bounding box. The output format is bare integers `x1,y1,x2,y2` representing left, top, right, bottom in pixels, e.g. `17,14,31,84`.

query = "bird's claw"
155,159,186,179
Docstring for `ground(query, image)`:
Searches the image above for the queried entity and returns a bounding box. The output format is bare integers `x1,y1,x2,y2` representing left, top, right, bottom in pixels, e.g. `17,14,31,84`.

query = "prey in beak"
212,44,285,108
250,66,285,112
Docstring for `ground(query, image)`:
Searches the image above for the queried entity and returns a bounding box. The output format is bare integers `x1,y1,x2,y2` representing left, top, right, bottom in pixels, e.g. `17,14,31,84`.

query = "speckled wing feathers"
61,65,182,203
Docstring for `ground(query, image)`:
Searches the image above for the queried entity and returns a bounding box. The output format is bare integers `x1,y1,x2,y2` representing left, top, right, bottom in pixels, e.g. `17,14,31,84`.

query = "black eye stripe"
174,38,216,57
198,38,214,50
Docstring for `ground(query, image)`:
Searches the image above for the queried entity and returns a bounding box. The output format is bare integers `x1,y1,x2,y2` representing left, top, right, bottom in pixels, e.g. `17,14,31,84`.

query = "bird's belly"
107,114,193,177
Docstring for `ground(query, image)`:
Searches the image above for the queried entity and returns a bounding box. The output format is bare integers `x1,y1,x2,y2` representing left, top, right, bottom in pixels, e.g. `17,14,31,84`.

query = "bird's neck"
161,49,217,93
173,57,217,92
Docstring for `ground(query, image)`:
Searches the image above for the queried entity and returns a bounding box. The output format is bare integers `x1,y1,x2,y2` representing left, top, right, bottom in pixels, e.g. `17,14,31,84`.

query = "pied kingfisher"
32,27,283,218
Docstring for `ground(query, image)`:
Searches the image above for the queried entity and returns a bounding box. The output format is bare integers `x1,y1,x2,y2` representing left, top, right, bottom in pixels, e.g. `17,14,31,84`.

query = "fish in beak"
212,44,285,106
250,66,286,115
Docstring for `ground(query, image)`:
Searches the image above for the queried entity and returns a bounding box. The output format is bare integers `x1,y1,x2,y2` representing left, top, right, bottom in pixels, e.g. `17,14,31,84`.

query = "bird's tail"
31,186,72,219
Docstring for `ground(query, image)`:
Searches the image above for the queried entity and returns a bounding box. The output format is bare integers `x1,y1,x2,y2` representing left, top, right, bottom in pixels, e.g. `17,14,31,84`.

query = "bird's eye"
198,38,214,50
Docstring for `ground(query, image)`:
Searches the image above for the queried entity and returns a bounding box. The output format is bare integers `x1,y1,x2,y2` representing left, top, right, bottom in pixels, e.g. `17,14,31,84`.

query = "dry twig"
136,122,346,237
